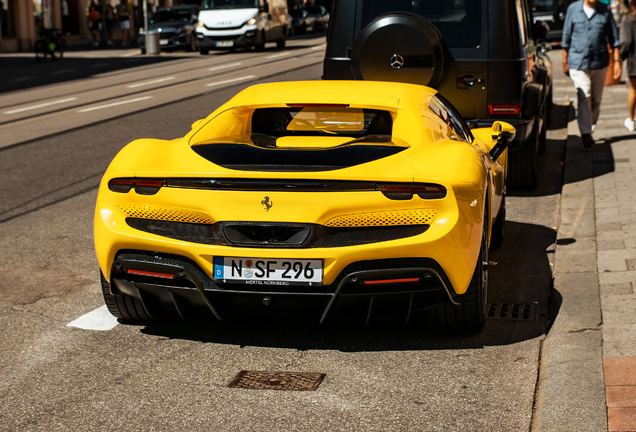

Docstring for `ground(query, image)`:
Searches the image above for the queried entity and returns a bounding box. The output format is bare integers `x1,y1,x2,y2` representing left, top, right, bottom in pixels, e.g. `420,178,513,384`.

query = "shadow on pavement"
0,54,193,94
130,219,556,352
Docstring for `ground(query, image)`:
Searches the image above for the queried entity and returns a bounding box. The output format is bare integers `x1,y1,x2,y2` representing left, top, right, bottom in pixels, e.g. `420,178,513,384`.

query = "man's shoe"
582,133,594,148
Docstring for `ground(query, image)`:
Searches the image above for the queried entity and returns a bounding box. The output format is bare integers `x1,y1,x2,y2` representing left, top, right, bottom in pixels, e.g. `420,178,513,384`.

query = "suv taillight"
489,104,521,116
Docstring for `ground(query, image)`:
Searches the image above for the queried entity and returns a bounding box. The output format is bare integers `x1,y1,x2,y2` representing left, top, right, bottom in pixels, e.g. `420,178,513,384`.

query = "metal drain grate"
228,371,326,391
488,303,539,321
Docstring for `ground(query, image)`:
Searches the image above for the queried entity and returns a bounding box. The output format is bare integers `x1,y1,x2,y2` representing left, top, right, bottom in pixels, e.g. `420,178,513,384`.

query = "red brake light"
362,278,420,285
126,269,175,279
377,183,447,200
108,178,164,194
489,104,521,116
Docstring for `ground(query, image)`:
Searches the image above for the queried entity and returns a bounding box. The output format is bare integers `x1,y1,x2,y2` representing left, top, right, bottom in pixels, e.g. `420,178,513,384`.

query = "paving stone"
608,408,636,431
602,324,636,342
604,342,636,358
597,207,619,217
598,240,625,251
598,222,623,232
599,271,636,285
607,386,636,408
605,358,636,386
598,250,636,272
600,282,634,296
603,309,636,325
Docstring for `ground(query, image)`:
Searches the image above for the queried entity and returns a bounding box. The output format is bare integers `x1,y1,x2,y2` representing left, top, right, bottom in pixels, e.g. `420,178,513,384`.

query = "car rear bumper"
108,250,459,324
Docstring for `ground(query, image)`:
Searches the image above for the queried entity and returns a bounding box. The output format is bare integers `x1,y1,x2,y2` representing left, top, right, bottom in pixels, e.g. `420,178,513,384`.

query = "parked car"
138,6,199,53
531,0,577,43
95,80,514,331
195,0,287,54
286,12,294,36
323,0,553,190
289,8,316,34
306,5,329,32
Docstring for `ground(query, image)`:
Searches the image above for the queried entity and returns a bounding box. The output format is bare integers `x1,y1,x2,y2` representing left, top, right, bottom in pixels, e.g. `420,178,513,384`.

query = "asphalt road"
0,43,565,431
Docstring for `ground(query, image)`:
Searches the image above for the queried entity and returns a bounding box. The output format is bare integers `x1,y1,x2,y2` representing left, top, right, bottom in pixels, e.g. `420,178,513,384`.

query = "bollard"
145,31,160,55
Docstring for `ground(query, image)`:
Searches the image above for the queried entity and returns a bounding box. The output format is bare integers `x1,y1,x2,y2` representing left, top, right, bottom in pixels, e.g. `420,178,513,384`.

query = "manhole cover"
488,303,538,321
228,371,326,391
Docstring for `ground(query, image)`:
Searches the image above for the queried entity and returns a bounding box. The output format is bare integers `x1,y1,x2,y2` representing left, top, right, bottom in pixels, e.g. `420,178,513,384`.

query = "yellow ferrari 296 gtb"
94,80,515,332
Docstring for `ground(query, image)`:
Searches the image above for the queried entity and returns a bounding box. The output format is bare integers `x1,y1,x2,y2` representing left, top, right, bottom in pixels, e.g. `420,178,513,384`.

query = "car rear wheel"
100,271,154,322
277,30,286,49
507,123,539,191
423,219,488,333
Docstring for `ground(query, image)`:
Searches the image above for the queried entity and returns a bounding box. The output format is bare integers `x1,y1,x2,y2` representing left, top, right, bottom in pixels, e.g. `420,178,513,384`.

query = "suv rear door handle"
457,75,485,89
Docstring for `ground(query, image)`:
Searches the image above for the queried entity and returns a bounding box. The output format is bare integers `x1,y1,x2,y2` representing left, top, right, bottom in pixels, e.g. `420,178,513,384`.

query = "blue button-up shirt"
561,0,619,70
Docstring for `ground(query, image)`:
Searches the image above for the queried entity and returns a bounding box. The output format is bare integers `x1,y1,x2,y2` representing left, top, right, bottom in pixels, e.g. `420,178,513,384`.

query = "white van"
196,0,288,54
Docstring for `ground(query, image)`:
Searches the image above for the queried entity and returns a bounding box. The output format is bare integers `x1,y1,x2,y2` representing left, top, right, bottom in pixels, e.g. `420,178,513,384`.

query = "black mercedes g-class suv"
323,0,552,190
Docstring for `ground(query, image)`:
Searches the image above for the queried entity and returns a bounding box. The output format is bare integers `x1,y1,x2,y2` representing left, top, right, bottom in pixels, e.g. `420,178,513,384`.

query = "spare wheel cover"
351,13,447,88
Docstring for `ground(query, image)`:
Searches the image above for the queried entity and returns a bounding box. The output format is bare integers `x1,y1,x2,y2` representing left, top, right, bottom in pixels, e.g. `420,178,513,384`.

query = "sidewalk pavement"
533,54,636,431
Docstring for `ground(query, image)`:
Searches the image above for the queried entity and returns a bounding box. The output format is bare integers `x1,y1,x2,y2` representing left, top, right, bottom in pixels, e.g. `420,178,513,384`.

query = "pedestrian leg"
570,69,594,137
589,67,608,128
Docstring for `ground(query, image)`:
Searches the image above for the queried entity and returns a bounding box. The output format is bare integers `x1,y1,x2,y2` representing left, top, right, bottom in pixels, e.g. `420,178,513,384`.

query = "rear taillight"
489,104,521,116
108,178,164,195
377,183,447,200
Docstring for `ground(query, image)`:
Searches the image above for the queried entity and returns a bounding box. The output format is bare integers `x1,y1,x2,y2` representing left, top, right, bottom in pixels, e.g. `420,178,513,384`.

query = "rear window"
150,9,193,23
251,107,392,138
360,0,482,48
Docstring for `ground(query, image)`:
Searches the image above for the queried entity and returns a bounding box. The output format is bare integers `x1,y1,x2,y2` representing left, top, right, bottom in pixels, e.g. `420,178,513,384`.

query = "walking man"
562,0,621,148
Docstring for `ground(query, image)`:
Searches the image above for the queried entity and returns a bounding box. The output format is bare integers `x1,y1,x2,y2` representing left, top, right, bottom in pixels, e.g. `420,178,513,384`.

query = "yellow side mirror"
489,121,516,161
191,119,204,130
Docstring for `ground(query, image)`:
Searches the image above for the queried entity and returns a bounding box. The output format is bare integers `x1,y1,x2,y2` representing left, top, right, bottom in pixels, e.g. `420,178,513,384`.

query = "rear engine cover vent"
325,209,437,227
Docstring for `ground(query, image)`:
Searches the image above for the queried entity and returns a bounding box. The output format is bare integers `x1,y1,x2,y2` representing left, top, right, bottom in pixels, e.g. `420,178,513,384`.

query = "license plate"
159,39,169,45
215,40,234,47
213,257,322,286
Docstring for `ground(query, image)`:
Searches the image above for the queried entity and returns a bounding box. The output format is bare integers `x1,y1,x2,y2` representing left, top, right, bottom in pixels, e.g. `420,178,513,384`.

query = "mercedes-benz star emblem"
390,54,405,69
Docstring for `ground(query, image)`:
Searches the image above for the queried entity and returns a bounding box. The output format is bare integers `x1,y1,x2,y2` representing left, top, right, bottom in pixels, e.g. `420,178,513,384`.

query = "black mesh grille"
126,218,225,245
126,218,428,248
116,250,218,290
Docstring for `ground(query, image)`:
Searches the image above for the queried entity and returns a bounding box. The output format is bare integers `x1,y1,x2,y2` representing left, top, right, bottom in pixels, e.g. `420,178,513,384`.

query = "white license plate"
213,257,322,286
215,40,234,47
159,39,169,45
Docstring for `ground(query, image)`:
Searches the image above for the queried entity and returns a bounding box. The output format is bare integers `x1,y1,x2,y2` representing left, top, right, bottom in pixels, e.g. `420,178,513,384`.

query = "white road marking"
206,75,256,87
311,44,327,50
208,62,242,71
267,52,291,59
122,51,140,57
128,76,176,88
67,305,119,331
4,97,78,114
79,96,153,112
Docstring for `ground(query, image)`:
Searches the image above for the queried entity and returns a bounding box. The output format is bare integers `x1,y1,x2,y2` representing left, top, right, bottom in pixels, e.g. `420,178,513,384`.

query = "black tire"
100,271,154,322
187,34,197,52
255,31,266,51
51,38,65,61
423,218,489,333
34,40,46,63
507,124,539,191
276,30,286,49
538,113,547,155
490,193,505,250
141,48,146,54
199,48,209,55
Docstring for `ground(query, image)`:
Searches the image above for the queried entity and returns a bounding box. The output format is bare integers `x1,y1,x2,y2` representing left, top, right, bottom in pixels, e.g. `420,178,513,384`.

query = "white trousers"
569,68,608,135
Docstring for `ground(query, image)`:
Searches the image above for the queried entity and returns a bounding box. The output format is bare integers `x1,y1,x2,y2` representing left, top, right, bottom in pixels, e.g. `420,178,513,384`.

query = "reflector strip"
362,277,420,285
126,269,175,279
489,104,521,115
286,104,350,108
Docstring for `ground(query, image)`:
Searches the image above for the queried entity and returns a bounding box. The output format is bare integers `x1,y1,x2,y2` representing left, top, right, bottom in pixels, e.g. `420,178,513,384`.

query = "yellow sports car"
94,80,514,332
